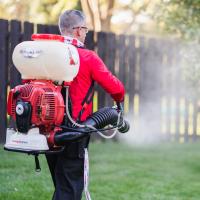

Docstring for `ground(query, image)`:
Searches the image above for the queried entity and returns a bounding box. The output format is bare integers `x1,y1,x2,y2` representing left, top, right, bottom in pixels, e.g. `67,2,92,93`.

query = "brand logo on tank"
20,48,43,58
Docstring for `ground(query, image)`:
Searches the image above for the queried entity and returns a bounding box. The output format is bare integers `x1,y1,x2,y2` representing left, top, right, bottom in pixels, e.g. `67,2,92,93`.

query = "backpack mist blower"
4,34,129,161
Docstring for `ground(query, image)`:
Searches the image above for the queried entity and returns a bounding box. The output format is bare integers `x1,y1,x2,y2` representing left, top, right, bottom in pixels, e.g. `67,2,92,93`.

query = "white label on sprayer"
20,48,42,58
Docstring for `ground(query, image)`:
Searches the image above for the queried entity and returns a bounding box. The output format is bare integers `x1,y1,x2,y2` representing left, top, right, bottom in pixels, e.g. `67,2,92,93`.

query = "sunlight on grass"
1,142,200,200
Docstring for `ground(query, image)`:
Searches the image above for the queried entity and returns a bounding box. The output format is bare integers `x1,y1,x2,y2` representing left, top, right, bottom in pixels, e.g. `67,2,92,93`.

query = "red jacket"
69,47,125,121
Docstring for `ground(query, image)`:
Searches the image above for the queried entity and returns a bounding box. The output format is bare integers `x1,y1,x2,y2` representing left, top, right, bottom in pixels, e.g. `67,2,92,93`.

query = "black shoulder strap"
77,80,94,122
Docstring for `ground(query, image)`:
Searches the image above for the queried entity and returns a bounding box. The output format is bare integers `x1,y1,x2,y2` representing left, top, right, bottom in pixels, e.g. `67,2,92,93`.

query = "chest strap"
77,81,94,122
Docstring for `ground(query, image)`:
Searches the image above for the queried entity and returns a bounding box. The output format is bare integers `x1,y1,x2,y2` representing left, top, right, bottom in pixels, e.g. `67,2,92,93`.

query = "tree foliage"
0,0,30,21
80,0,155,33
3,0,199,38
0,0,81,24
30,0,81,24
155,0,200,40
0,0,158,33
80,0,115,32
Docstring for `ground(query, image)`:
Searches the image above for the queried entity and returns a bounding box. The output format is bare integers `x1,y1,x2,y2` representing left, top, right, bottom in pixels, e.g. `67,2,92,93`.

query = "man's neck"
63,35,84,47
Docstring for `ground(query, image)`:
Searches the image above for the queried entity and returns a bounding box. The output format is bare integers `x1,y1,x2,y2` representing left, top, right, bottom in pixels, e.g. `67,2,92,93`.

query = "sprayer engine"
7,80,65,134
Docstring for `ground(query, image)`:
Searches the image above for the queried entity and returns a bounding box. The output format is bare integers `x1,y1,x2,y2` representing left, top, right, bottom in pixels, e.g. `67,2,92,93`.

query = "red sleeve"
89,51,125,102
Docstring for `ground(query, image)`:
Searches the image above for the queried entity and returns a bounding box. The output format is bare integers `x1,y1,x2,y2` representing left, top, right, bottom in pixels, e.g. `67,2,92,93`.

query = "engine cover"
7,80,65,133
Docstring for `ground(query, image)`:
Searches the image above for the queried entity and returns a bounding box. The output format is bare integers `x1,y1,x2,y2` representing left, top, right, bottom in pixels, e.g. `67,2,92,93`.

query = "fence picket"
10,20,22,89
37,24,48,33
85,31,95,50
23,21,34,41
48,25,60,34
104,32,116,106
128,35,136,113
96,32,107,109
0,19,9,143
0,20,199,143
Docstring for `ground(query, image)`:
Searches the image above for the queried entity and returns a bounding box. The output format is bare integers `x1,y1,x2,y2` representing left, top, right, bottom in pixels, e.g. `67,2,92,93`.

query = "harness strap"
34,154,41,172
77,81,94,122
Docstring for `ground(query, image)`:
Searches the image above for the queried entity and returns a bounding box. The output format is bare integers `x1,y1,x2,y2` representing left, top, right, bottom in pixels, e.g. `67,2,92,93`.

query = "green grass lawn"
1,141,200,200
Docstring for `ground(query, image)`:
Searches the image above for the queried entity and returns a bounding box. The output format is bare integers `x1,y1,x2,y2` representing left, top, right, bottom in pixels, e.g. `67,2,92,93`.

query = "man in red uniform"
46,10,125,200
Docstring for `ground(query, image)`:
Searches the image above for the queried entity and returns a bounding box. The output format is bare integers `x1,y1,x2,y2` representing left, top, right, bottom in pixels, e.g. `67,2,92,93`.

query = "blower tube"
54,107,129,145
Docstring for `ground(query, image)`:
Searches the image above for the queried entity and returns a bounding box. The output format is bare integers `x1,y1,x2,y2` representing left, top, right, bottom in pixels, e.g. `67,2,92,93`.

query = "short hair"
58,10,86,35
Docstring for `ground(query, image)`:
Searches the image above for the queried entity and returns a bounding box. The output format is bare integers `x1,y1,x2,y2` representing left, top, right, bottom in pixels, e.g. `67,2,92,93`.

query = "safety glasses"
73,26,89,33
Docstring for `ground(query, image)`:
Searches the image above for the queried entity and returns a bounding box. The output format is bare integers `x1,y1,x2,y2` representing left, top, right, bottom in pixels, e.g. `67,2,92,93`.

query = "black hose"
84,107,120,128
54,107,129,145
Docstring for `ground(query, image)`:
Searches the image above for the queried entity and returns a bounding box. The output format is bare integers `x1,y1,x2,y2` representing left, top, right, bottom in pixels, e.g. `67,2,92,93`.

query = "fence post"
139,37,163,142
23,21,34,41
118,35,127,88
138,36,146,112
104,32,116,106
0,19,9,143
10,20,22,88
48,25,60,34
173,42,181,142
96,32,107,109
85,31,95,50
184,99,189,142
127,35,136,113
161,40,173,141
192,99,198,141
117,35,128,115
37,24,48,33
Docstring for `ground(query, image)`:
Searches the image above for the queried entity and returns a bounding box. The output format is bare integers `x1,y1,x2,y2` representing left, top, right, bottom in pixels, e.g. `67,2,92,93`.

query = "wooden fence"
0,19,199,143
